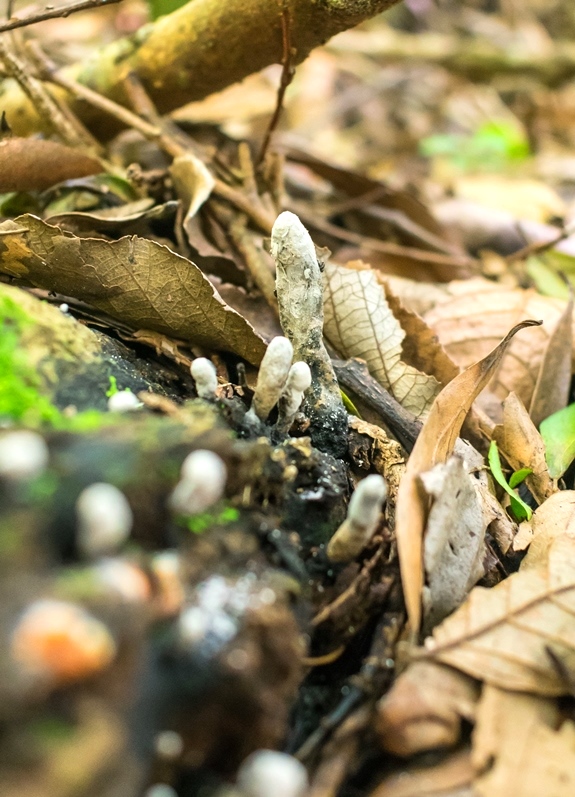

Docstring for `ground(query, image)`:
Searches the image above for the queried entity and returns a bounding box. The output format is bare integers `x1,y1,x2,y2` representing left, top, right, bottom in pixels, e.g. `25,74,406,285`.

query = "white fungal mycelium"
271,212,347,454
169,449,227,516
236,750,309,797
247,336,293,423
0,430,49,481
76,482,133,558
107,389,142,412
276,361,312,433
191,357,218,400
326,474,388,562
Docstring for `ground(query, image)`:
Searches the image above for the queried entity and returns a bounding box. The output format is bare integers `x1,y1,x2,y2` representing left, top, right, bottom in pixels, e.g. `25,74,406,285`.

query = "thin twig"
227,212,278,310
294,204,477,274
34,47,277,232
505,222,575,264
0,38,92,148
0,0,120,34
257,5,295,166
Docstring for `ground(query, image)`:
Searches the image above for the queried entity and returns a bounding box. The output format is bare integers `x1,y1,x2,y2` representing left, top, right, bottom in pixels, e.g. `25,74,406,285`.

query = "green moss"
28,715,76,747
0,294,119,433
26,471,59,502
0,294,62,426
184,504,240,535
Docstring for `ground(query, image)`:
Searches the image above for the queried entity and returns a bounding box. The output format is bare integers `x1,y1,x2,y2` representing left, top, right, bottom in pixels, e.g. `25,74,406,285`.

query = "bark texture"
0,0,401,136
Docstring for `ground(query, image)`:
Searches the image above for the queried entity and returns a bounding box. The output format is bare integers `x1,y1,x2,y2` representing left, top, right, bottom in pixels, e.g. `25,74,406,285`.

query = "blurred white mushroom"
237,750,308,797
0,430,49,480
144,785,178,797
155,730,184,760
107,389,142,412
276,361,312,433
169,449,227,515
191,357,218,400
247,336,293,423
76,482,133,558
327,474,388,562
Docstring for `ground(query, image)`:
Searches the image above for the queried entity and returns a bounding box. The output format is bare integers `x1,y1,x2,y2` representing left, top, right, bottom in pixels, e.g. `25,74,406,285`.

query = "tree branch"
0,0,401,137
0,0,120,34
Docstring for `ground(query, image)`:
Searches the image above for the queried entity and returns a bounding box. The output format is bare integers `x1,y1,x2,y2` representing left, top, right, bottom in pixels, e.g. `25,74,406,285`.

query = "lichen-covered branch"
0,0,401,136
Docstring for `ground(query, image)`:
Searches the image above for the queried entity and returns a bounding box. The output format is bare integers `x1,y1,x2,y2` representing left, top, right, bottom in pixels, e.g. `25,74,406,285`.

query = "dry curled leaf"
422,278,569,417
529,292,573,428
0,214,266,365
383,282,460,388
423,535,575,696
395,320,540,633
0,137,102,192
493,392,557,507
324,262,441,419
170,152,215,237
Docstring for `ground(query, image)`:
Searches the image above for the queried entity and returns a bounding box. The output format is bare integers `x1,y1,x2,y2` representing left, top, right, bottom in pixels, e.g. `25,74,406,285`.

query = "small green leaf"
526,257,571,300
147,0,188,19
488,440,532,521
509,467,532,489
184,504,239,535
340,389,361,418
540,403,575,479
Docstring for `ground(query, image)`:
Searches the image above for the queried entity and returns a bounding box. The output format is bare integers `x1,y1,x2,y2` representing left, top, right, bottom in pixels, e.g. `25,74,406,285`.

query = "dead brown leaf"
375,660,479,757
0,214,266,365
423,535,575,695
521,491,575,571
384,282,460,387
285,148,449,247
421,457,488,630
170,151,216,238
472,685,574,797
395,320,540,634
369,750,475,797
529,292,573,427
422,278,568,417
493,392,557,507
0,137,102,192
324,262,441,419
475,480,517,554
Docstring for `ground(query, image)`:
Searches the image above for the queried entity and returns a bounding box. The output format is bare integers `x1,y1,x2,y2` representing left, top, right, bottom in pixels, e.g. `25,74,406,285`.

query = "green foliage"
185,505,240,535
340,389,361,417
540,402,575,479
526,250,575,300
106,375,120,397
147,0,188,20
0,191,39,217
0,294,116,432
43,173,139,216
0,294,62,426
420,120,530,172
488,440,533,521
525,256,571,300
